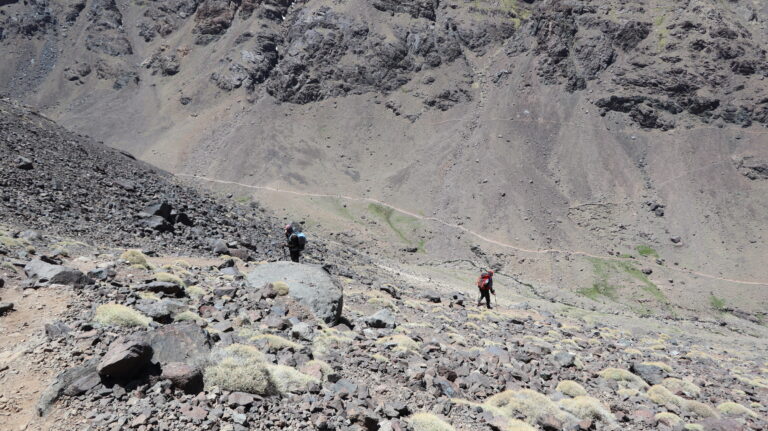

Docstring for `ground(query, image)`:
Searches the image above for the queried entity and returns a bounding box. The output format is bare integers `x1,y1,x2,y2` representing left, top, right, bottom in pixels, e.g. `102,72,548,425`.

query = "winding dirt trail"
178,173,768,287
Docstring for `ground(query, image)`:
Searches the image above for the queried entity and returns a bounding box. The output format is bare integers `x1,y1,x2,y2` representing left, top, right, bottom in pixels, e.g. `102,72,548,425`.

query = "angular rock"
630,362,667,385
246,262,343,325
135,299,187,323
24,259,91,287
88,266,117,281
364,308,396,329
291,322,314,341
37,359,98,416
142,281,185,297
0,302,13,315
16,156,33,170
44,321,72,339
149,322,212,367
98,335,152,379
161,362,203,394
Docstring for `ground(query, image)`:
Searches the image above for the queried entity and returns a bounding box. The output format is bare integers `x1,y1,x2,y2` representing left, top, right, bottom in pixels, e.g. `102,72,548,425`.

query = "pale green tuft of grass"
312,327,355,358
250,334,302,351
599,368,649,388
655,412,681,426
155,272,185,287
558,396,615,422
683,400,717,418
94,303,151,327
642,361,673,373
271,281,290,296
662,378,701,398
120,250,149,268
407,413,455,431
267,364,319,394
647,385,683,406
186,285,206,297
484,389,573,424
716,401,758,417
174,311,204,323
556,380,587,397
684,425,703,431
204,357,275,395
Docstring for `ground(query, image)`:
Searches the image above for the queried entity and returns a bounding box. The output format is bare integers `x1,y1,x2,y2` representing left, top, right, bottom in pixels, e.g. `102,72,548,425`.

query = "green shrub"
205,357,275,394
484,389,572,424
174,311,204,323
376,334,420,353
647,385,682,406
662,378,701,398
683,400,717,418
598,368,648,388
94,303,151,327
655,412,681,426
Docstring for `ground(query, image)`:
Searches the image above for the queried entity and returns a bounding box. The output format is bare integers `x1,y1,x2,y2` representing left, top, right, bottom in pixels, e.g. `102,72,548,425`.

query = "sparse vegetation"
716,401,758,417
120,250,149,268
662,378,701,398
268,364,319,394
598,368,648,388
709,295,726,311
558,396,614,422
174,311,204,323
483,389,571,424
376,334,420,353
655,412,681,426
635,245,659,258
408,412,455,431
272,281,290,296
250,334,302,351
556,380,587,397
647,385,682,406
155,272,185,287
94,303,151,328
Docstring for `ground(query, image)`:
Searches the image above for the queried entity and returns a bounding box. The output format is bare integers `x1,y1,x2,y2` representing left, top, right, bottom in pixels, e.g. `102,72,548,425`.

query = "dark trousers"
289,249,301,263
478,289,491,308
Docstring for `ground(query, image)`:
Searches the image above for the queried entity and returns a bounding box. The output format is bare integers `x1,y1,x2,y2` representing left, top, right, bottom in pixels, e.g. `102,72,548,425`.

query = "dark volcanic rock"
161,362,204,394
24,259,91,287
148,322,212,366
97,335,153,379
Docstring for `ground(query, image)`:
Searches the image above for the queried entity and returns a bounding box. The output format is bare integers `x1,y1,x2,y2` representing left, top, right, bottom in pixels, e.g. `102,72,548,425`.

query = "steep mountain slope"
0,104,766,431
1,0,768,317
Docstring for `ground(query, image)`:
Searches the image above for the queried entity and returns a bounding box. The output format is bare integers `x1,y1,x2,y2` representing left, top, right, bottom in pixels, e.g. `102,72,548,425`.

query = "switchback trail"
178,173,768,287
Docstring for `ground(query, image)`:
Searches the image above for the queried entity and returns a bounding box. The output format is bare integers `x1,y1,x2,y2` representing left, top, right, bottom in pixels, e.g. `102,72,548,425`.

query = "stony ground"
1,224,766,431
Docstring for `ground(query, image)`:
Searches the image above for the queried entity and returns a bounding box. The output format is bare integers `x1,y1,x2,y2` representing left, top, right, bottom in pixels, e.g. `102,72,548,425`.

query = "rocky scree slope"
0,229,766,431
0,99,277,255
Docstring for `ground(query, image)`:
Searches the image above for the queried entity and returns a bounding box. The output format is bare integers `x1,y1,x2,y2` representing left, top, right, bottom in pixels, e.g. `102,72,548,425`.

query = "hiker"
477,269,495,309
284,222,306,263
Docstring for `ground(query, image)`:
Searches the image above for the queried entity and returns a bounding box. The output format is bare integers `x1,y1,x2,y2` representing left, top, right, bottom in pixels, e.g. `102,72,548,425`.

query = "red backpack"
477,272,492,290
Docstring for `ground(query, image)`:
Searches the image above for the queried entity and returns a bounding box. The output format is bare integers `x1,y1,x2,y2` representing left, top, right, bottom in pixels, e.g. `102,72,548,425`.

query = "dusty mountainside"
1,2,768,322
1,103,767,431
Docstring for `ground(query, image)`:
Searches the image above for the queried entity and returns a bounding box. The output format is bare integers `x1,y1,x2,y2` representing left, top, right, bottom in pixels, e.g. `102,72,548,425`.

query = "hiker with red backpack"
284,222,307,263
477,269,495,309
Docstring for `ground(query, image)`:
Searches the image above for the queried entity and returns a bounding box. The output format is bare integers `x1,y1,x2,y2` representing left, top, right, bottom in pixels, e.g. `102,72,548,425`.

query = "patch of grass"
204,357,275,395
485,389,574,424
716,401,758,417
271,281,290,296
655,412,681,426
407,413,455,431
370,354,390,363
268,364,319,394
684,425,704,431
683,400,717,418
250,334,302,352
313,327,355,358
577,280,618,301
155,272,185,287
598,368,648,388
647,385,683,406
137,291,160,301
174,311,204,323
636,245,659,258
0,234,26,248
709,295,726,311
186,285,206,297
558,396,614,423
662,378,701,398
556,380,587,397
368,203,420,245
120,250,149,268
94,303,151,328
299,359,333,380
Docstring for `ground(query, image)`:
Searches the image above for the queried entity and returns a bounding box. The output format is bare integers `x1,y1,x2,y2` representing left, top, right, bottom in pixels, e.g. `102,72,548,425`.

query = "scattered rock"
161,362,204,394
97,335,153,379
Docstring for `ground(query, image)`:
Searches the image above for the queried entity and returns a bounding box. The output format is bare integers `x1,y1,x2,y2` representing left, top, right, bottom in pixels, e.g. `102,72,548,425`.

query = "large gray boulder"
246,262,343,325
24,259,91,287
